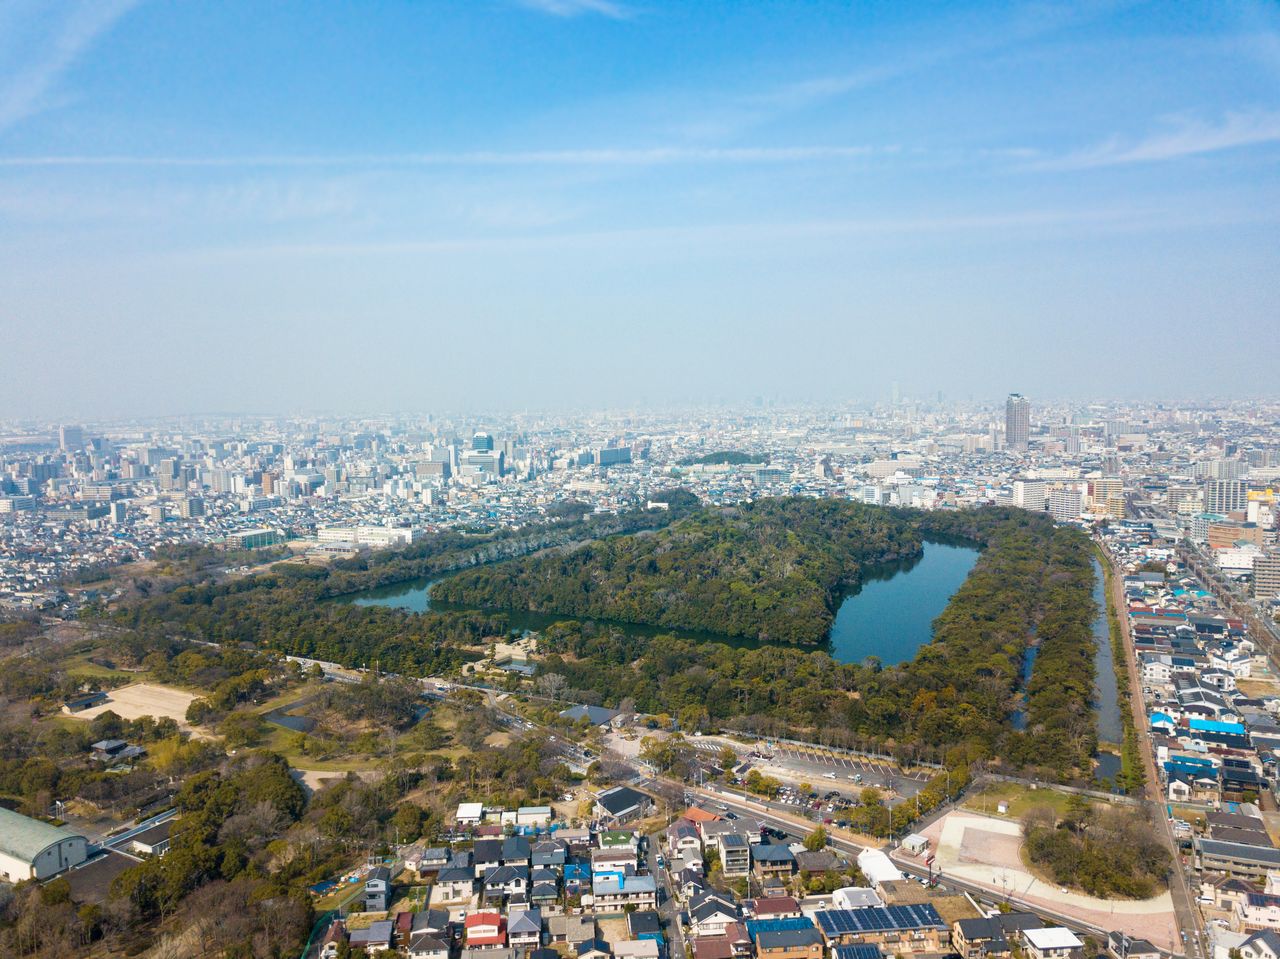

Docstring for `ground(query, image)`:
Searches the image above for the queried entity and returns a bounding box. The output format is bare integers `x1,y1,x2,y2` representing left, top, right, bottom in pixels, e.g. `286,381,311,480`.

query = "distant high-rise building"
59,424,86,452
1205,479,1247,515
1005,394,1030,451
1012,478,1046,510
472,432,494,452
179,496,205,519
109,500,128,524
1254,552,1280,600
1048,488,1084,523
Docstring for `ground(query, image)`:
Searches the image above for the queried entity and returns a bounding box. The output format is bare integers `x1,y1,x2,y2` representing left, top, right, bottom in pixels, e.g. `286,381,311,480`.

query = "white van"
823,772,837,780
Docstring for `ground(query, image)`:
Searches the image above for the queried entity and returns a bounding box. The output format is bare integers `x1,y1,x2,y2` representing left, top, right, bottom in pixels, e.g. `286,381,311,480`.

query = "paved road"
646,828,686,959
1097,540,1204,959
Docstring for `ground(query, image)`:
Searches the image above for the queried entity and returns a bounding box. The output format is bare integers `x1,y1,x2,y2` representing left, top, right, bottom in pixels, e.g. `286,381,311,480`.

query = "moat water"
337,541,980,665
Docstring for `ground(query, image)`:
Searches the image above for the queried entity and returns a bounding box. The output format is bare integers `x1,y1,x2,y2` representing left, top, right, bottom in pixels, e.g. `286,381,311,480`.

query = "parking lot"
689,737,934,806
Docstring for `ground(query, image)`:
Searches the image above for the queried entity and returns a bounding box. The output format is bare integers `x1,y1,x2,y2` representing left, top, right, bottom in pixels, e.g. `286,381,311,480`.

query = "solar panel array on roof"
746,918,816,939
834,945,884,959
816,906,945,936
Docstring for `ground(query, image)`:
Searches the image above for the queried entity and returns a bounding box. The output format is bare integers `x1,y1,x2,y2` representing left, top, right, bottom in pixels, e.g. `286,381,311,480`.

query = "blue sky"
1,0,1278,417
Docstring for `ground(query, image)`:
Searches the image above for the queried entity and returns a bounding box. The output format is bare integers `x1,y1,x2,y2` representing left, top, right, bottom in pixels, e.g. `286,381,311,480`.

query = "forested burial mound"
431,497,922,644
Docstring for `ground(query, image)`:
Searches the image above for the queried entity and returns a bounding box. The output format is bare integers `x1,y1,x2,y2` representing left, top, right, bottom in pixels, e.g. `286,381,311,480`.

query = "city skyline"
2,0,1279,416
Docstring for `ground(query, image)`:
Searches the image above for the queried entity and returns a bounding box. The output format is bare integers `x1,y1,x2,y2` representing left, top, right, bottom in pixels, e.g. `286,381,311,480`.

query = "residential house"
503,835,532,866
508,907,543,950
689,895,740,938
692,940,736,959
601,830,639,850
719,834,751,878
408,934,451,959
533,839,568,872
319,921,347,959
592,846,639,874
751,897,802,920
577,937,613,959
548,914,596,946
1106,932,1161,959
474,839,505,878
629,909,665,947
565,861,593,896
952,914,1045,959
699,819,744,851
409,847,451,877
559,827,594,854
410,909,450,938
614,940,662,959
350,920,395,953
465,912,507,947
831,889,883,911
1022,928,1084,959
436,864,476,901
1240,930,1280,959
365,866,392,912
593,873,657,910
668,819,702,857
756,928,824,959
794,849,838,876
752,844,795,879
531,867,560,899
1239,893,1280,932
484,865,530,903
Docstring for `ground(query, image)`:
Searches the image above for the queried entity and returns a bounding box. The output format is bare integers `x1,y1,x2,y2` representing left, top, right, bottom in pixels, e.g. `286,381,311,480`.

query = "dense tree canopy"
433,498,922,644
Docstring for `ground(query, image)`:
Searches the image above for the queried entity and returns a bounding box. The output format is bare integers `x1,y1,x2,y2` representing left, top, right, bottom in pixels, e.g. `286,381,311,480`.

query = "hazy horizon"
3,0,1279,419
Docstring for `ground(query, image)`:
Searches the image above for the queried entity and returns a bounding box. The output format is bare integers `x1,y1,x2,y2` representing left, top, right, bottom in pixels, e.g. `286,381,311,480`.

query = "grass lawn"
260,726,382,772
1170,805,1207,830
962,781,1098,821
62,653,150,683
253,682,324,714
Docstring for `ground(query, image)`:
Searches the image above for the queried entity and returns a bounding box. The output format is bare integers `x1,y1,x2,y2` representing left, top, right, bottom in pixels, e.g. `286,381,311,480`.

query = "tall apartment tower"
1254,552,1280,600
1005,393,1031,451
59,424,86,452
1205,479,1247,515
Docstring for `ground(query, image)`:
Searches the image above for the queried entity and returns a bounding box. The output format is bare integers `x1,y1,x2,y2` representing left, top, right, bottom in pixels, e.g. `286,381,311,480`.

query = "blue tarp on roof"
1150,712,1175,726
1190,719,1246,735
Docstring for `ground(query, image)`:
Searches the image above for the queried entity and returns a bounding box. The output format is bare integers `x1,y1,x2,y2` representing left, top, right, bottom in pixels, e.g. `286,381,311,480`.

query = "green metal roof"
0,807,84,863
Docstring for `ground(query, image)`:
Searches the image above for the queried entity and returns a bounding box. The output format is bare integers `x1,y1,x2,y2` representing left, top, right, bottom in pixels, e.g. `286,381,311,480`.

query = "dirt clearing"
68,682,200,728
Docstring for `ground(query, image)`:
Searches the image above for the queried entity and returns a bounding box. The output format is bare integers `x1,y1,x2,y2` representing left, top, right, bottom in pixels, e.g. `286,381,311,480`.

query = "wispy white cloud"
180,202,1275,262
510,0,630,19
0,144,886,168
1043,110,1280,169
0,0,141,135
